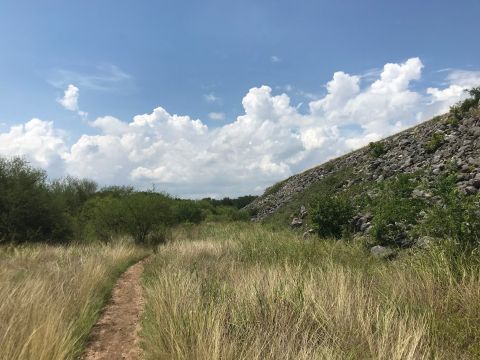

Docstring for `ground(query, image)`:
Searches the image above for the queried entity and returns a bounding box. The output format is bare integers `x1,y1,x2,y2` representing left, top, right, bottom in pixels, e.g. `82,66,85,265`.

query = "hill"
245,89,480,247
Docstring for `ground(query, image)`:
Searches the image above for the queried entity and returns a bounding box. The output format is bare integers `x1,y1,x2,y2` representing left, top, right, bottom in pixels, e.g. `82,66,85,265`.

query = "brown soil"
81,259,146,360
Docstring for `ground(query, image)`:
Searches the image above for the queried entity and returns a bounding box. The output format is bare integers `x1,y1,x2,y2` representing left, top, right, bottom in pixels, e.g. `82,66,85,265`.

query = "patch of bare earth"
81,259,146,360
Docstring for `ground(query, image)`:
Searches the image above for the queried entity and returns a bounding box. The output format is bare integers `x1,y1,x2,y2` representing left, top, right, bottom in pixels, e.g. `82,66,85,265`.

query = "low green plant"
446,115,459,127
174,200,205,224
310,194,354,239
205,205,250,222
369,174,425,246
449,86,480,120
425,132,445,153
368,141,387,157
324,161,335,172
417,174,480,249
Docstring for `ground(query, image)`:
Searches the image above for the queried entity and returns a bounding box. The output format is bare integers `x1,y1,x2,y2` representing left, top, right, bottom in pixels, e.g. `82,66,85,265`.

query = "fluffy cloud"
58,84,80,111
57,84,88,118
1,58,478,197
425,69,480,116
0,119,67,177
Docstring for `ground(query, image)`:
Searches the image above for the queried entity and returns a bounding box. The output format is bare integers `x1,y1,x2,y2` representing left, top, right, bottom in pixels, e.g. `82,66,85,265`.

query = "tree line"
0,157,256,245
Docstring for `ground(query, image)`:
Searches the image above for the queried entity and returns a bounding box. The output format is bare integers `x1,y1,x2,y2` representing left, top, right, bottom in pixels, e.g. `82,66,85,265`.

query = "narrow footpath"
81,259,146,360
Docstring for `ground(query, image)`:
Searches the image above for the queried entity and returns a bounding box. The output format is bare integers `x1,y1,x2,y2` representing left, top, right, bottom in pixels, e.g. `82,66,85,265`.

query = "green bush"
417,175,480,249
206,205,250,222
174,200,205,224
369,174,425,246
310,194,354,238
0,157,71,243
50,176,98,214
425,132,445,153
446,115,460,127
449,86,480,120
122,192,175,244
79,192,175,245
368,141,387,158
79,196,126,242
145,225,172,248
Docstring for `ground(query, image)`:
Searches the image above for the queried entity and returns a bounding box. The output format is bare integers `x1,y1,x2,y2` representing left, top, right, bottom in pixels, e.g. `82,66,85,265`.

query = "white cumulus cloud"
58,84,80,111
2,58,478,197
0,119,67,177
57,84,88,118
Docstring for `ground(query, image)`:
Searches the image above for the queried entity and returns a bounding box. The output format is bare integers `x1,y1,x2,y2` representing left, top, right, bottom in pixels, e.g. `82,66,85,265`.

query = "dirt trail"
81,259,146,360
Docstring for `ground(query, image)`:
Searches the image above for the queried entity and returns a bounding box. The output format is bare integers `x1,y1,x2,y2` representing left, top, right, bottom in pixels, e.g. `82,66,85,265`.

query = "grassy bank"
0,242,148,360
141,222,480,359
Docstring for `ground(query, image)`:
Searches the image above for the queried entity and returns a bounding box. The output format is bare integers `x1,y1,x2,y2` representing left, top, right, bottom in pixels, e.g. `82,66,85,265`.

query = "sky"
0,0,479,198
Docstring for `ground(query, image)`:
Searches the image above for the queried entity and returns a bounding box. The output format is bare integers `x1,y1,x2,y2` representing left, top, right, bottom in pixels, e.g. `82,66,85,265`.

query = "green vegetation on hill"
257,87,480,251
449,87,480,121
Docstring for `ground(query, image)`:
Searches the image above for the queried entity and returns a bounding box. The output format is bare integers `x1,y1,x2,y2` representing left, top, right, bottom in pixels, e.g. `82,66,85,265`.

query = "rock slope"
246,111,480,221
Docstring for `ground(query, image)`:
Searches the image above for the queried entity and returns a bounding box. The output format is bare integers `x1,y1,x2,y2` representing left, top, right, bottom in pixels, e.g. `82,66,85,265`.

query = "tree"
0,157,70,243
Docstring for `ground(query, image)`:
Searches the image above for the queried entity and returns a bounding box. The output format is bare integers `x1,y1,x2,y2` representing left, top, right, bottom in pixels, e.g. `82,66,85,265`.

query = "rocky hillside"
246,104,480,223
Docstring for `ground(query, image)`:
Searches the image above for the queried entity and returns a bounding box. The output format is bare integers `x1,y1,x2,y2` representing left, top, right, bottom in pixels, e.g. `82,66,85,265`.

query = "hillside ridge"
246,109,480,221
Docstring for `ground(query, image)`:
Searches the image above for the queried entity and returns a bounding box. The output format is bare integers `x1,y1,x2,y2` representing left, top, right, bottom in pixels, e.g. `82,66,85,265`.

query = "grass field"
141,222,480,360
0,241,147,360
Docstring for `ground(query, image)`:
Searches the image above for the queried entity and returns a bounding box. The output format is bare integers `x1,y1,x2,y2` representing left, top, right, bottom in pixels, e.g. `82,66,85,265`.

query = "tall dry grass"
141,223,480,359
0,241,147,360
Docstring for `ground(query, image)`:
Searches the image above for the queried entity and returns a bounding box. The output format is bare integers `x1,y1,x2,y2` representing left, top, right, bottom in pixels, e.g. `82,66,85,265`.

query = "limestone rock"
370,245,395,259
291,217,303,228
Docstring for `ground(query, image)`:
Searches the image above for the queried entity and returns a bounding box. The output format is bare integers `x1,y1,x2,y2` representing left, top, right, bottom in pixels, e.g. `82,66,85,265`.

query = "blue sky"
0,0,479,197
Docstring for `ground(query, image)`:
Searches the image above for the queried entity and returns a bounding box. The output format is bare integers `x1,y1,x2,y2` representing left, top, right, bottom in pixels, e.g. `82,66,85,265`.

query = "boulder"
299,205,308,219
291,217,303,228
472,174,480,189
370,245,395,259
302,228,315,239
353,212,373,233
414,236,435,249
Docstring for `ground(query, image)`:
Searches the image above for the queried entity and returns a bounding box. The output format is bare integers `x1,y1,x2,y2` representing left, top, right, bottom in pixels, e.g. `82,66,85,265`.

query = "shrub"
369,174,425,246
368,141,387,157
122,192,175,245
446,115,459,127
425,132,445,153
310,194,354,238
324,162,335,172
206,206,250,222
0,157,70,243
79,196,126,242
417,175,480,249
145,225,172,248
449,86,480,120
79,192,175,245
50,176,98,214
174,200,205,224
